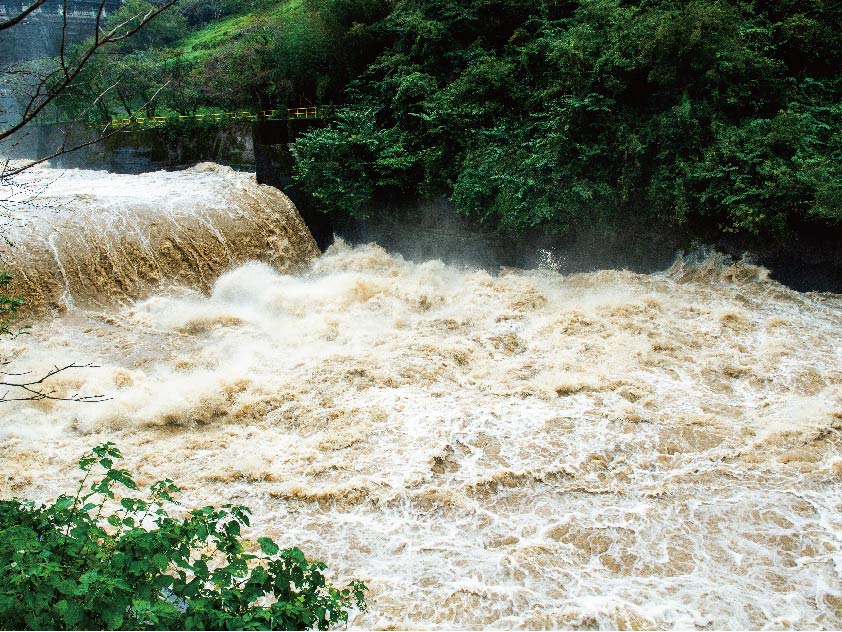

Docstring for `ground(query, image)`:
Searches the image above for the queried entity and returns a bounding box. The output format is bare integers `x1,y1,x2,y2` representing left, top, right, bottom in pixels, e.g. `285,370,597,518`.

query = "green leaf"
60,600,84,628
153,574,173,590
103,607,124,630
152,553,169,571
54,496,74,511
258,537,279,556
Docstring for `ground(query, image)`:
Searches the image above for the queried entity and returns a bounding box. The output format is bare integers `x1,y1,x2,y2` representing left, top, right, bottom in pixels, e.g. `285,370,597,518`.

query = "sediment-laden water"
1,167,841,629
0,163,318,317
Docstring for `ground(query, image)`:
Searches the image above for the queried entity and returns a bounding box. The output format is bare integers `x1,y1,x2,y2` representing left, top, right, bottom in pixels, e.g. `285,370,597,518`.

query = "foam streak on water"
2,237,842,628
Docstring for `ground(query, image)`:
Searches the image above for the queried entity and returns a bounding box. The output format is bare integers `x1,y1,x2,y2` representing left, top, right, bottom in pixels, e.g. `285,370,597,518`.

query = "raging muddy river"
1,166,842,629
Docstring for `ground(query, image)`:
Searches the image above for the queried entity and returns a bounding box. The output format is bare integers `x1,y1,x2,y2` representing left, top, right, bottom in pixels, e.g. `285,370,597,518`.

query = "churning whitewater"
2,167,842,629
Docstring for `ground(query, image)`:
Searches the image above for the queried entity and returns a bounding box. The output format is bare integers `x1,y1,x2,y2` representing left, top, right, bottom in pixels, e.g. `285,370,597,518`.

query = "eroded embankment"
0,163,318,317
1,239,841,629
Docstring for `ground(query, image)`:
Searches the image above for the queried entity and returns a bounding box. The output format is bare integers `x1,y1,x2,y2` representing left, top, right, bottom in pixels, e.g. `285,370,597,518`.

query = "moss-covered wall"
3,122,254,173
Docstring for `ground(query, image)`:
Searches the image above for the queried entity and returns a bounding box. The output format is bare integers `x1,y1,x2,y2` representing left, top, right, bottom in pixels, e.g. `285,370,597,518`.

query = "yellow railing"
110,107,324,128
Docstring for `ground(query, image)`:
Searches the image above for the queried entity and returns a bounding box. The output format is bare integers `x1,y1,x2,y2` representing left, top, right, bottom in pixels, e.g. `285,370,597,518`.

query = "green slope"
176,0,303,63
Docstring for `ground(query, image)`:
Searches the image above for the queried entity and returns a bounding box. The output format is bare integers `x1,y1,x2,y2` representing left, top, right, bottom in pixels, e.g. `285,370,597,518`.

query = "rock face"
4,122,257,173
0,1,122,62
0,1,123,124
331,194,842,293
0,163,319,317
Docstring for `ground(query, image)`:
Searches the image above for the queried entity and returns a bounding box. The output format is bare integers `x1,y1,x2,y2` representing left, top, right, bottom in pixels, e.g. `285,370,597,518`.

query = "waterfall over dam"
0,163,318,316
0,166,841,628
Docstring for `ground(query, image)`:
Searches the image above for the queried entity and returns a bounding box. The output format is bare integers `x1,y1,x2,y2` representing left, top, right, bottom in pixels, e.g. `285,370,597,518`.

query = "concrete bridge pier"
252,118,334,251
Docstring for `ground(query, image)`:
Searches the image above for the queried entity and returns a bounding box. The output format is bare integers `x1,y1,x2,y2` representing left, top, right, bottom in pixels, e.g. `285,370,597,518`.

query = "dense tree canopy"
293,0,842,240
50,0,842,241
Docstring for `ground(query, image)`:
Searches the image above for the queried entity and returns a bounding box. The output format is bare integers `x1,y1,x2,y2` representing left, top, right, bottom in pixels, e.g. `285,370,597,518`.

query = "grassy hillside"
53,0,382,118
176,0,303,64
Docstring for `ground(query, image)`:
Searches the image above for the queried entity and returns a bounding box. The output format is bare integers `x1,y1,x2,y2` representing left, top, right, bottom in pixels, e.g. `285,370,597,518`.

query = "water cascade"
0,163,318,316
1,166,841,629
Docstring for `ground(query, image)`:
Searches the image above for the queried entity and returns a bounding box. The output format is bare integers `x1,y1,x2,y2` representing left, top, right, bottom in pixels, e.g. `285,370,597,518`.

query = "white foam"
2,237,842,629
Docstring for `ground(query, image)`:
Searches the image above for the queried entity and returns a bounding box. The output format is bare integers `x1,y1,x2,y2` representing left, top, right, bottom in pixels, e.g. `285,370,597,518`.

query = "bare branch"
1,125,121,177
60,0,70,79
0,72,167,179
95,0,108,45
0,0,180,143
0,0,49,32
0,361,109,402
0,1,182,408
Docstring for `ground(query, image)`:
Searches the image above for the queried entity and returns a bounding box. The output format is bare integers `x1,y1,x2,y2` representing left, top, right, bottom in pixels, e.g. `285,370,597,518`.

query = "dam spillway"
0,163,319,316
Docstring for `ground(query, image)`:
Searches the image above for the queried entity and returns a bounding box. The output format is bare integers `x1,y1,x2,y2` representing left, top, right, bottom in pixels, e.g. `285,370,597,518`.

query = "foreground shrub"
0,443,365,630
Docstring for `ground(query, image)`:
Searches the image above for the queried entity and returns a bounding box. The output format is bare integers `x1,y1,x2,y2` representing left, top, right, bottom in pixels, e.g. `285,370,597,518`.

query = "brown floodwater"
1,166,841,629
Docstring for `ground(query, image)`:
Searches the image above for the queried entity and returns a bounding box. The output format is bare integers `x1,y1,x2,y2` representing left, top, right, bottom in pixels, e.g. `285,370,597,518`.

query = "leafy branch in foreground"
0,443,366,630
0,271,26,338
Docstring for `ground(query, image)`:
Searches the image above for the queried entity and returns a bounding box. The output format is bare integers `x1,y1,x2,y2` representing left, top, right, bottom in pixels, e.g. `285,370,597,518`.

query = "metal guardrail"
109,107,326,128
0,107,336,132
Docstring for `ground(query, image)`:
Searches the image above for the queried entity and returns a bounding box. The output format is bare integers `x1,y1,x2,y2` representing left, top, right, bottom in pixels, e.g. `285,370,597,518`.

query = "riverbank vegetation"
0,444,365,630
293,0,842,243
51,0,842,244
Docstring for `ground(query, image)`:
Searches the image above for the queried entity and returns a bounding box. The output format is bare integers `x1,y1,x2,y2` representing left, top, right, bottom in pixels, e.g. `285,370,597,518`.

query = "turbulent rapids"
2,166,842,629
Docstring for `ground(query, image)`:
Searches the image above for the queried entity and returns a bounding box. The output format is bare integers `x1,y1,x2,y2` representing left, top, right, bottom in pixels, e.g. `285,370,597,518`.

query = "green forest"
55,0,842,242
